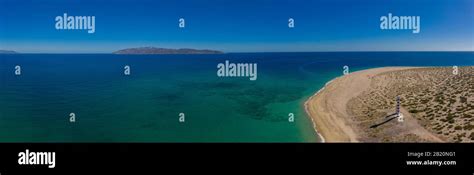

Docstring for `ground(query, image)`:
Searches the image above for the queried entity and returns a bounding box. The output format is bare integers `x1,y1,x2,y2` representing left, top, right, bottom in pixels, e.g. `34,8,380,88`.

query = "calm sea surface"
0,52,472,142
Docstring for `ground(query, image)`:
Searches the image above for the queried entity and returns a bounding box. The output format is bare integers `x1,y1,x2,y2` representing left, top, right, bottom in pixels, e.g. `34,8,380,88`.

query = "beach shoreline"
304,79,338,143
305,65,474,142
304,67,420,142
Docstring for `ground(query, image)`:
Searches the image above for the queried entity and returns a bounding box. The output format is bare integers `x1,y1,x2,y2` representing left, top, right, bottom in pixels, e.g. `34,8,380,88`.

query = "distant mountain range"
0,50,17,54
113,47,223,54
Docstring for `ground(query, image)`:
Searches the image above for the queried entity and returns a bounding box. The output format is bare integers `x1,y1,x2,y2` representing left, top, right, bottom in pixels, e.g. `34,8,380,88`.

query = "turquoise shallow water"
0,52,472,142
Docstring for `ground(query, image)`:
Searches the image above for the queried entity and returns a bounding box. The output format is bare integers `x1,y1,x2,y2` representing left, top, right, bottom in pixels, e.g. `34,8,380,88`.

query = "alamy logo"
380,13,420,33
18,149,56,168
55,13,95,34
217,60,257,81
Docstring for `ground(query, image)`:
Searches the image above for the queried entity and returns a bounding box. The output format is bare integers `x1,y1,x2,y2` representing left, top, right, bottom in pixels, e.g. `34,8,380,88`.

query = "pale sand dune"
305,67,444,142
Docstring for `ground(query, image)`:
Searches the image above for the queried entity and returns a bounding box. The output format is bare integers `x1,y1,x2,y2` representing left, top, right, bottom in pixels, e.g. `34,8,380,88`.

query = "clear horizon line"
3,50,474,54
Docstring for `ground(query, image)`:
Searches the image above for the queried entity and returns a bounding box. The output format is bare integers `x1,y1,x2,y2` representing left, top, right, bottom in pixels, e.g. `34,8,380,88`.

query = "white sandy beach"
305,67,447,142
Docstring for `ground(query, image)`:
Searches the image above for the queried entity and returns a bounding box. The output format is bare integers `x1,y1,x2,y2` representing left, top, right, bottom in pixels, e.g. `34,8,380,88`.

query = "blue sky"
0,0,473,53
